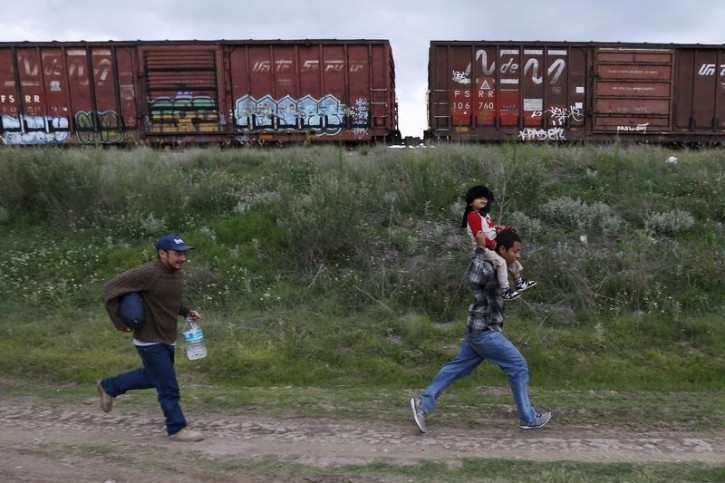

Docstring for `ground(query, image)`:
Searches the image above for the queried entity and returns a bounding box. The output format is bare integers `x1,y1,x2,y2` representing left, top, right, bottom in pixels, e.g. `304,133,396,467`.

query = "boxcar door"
592,48,674,137
140,45,222,141
673,47,725,136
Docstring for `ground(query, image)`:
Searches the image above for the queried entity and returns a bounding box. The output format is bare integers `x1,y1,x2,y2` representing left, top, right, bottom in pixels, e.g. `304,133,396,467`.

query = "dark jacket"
104,260,190,344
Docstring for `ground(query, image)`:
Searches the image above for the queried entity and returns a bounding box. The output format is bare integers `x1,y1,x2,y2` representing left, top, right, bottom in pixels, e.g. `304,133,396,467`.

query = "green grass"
1,301,723,393
0,145,723,427
0,144,723,391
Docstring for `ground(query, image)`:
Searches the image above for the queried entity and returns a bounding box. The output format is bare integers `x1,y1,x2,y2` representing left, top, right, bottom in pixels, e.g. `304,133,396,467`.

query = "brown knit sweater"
104,260,190,344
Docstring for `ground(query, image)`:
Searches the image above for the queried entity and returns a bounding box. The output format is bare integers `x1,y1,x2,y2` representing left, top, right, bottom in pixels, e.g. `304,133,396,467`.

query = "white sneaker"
501,287,521,300
515,279,537,292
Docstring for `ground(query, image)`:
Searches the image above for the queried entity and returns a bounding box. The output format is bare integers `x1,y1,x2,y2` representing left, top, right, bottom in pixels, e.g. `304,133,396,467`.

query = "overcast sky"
2,0,723,137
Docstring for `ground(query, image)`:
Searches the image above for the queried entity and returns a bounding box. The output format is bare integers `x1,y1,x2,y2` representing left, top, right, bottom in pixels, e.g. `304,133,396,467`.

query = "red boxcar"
427,40,725,143
0,39,398,145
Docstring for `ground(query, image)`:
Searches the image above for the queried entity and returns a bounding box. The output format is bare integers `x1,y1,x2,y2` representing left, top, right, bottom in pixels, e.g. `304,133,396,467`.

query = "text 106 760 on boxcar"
427,40,725,144
0,39,398,146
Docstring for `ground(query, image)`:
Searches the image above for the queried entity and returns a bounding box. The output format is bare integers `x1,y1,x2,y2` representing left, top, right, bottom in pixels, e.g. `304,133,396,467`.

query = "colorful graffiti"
234,94,369,136
75,110,124,144
148,93,220,133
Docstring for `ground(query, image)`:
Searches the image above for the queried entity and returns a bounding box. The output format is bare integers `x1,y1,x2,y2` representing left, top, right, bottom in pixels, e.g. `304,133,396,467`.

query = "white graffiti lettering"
531,105,584,126
1,114,70,144
352,97,369,137
453,49,568,85
524,58,566,85
517,127,567,141
616,123,650,132
452,70,471,85
499,57,518,74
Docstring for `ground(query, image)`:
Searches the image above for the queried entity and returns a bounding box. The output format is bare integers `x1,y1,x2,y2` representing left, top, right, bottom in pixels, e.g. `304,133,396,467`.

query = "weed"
0,145,723,393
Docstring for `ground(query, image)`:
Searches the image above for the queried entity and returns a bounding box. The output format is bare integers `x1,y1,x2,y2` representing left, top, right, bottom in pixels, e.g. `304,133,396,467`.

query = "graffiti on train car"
517,127,566,141
515,105,584,141
148,94,221,133
454,49,567,86
75,111,124,144
0,115,69,144
0,111,124,145
447,47,579,135
351,98,369,136
617,123,650,132
531,105,584,126
234,94,369,136
9,50,113,87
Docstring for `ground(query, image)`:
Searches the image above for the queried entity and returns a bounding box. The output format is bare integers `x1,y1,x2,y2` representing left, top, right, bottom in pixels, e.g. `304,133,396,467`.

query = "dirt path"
1,399,724,482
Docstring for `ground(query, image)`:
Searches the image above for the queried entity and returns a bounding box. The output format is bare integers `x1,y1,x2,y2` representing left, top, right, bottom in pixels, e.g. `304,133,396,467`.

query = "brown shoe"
169,428,204,442
96,380,113,413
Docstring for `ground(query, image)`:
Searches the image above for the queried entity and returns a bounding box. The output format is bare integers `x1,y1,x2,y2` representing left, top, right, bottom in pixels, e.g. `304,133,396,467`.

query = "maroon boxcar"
0,39,398,145
427,40,725,143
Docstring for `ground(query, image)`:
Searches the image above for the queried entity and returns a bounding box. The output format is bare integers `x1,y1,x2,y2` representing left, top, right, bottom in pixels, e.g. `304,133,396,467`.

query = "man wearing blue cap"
97,234,204,442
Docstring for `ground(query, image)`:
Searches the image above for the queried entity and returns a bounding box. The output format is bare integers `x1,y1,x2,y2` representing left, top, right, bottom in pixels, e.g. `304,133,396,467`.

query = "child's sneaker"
515,279,537,292
500,287,521,300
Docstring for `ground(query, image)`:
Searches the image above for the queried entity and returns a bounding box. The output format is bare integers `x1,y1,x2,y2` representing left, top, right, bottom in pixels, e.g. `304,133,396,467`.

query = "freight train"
0,39,397,146
0,38,724,146
427,40,725,144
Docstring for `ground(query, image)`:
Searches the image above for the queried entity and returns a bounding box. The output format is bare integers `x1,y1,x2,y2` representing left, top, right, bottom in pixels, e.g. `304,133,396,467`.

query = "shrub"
538,196,622,236
647,209,696,235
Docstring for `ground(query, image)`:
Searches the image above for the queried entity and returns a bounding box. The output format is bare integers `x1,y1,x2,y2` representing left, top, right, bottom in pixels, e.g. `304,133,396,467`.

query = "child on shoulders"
462,185,537,300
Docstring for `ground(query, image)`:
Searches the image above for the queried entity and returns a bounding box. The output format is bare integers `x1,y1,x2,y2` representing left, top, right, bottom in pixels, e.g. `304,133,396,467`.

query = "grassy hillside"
0,144,723,393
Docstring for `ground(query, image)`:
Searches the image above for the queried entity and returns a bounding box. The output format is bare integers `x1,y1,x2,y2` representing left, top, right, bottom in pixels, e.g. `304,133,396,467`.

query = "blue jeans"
419,330,538,423
100,343,187,436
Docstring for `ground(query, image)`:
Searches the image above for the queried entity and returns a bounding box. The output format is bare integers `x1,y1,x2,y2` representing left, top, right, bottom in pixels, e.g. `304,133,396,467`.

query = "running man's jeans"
419,330,538,423
100,343,187,436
